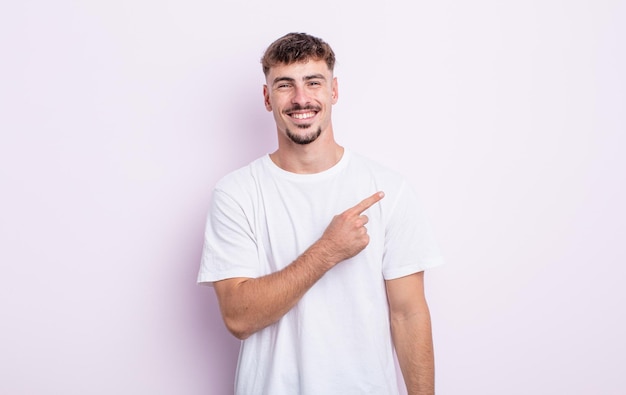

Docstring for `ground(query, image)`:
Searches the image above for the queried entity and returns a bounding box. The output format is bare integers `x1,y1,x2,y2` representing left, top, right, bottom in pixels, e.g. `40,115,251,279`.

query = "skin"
213,59,435,395
263,59,342,174
387,271,435,395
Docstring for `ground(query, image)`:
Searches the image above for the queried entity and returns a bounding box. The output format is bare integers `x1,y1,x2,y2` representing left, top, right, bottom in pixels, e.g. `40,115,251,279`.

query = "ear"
331,77,339,104
263,85,272,111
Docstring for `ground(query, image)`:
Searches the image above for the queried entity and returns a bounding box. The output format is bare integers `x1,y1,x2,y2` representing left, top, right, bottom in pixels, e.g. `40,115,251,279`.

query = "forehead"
266,59,332,83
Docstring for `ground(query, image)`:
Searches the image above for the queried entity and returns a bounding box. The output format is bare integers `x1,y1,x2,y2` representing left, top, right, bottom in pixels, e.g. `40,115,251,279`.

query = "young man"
198,32,444,395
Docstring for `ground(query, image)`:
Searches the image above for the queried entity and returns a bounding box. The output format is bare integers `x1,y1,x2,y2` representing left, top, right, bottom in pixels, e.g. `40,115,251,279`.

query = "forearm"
215,240,337,339
215,192,383,340
391,310,435,395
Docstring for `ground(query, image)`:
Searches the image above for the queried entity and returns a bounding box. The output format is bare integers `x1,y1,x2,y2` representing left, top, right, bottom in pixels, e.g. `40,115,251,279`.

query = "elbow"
223,315,255,340
228,327,253,341
215,280,264,340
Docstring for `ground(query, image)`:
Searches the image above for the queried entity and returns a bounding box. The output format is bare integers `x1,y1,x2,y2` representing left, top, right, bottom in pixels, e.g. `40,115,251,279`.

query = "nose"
291,85,310,106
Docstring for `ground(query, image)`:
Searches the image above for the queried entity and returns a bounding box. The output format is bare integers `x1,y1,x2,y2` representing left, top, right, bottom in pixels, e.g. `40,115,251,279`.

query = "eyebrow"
303,74,326,81
272,74,327,86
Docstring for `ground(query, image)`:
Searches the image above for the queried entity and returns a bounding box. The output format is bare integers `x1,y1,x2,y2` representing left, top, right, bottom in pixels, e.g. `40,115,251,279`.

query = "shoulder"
344,151,427,217
213,156,268,196
347,151,408,188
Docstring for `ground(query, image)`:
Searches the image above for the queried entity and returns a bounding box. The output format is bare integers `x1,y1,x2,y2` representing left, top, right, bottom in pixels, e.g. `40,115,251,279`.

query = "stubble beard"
286,126,322,145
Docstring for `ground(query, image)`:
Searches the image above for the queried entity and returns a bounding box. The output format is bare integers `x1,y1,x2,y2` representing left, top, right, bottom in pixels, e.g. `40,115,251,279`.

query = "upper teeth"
292,112,315,119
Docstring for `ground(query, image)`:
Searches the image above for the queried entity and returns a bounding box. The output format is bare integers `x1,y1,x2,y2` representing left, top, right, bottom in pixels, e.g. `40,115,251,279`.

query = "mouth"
290,111,317,120
286,106,320,122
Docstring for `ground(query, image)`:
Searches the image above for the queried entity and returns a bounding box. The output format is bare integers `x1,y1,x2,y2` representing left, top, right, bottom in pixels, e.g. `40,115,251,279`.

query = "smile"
291,112,316,120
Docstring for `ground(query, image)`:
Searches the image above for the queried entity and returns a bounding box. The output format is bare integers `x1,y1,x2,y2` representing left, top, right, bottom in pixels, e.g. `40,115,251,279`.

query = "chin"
286,127,322,145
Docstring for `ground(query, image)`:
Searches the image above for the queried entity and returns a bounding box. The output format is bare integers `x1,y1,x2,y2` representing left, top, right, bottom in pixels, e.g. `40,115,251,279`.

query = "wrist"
305,238,340,271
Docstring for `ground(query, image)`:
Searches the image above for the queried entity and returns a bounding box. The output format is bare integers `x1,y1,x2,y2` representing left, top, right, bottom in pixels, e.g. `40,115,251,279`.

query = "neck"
270,134,344,174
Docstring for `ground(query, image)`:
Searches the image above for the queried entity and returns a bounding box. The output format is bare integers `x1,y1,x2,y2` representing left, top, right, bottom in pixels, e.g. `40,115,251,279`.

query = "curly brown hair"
261,32,336,76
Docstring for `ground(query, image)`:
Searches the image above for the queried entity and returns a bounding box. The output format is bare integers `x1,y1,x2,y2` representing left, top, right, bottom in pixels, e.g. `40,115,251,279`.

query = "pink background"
1,1,624,394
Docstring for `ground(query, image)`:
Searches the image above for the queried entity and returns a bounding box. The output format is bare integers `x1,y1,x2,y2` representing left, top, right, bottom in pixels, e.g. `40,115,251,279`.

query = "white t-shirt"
198,149,444,395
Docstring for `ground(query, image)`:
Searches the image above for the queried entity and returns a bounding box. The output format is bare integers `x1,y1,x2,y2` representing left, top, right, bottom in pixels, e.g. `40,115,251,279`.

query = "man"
198,32,444,395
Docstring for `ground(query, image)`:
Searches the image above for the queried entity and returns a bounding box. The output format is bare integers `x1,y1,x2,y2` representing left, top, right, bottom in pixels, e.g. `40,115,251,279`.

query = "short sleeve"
382,182,445,280
197,189,261,285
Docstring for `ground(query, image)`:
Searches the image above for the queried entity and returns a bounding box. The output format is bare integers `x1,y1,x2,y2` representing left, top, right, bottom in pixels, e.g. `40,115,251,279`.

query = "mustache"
284,104,321,113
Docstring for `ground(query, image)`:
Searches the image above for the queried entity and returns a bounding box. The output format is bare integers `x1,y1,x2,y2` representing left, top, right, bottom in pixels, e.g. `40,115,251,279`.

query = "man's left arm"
385,271,435,395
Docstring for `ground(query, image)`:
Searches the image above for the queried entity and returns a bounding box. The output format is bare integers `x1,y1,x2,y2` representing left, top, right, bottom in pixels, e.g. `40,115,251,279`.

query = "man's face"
263,59,338,145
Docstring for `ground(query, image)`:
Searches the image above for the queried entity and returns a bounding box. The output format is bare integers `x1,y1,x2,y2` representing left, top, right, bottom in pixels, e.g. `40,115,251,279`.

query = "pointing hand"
319,191,385,264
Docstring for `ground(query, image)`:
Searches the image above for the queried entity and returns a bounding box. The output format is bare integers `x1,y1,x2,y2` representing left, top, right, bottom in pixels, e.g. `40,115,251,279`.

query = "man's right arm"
213,191,384,340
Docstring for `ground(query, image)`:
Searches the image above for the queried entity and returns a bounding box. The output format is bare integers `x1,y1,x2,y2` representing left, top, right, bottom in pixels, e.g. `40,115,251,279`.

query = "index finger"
350,191,385,215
